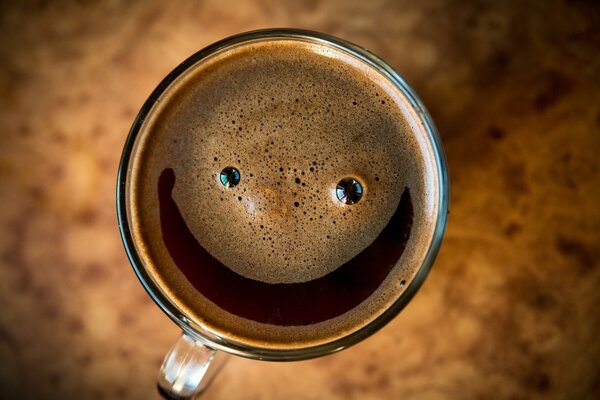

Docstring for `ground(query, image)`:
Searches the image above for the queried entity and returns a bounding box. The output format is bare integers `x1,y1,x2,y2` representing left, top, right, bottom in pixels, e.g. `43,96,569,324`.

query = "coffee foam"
128,38,439,348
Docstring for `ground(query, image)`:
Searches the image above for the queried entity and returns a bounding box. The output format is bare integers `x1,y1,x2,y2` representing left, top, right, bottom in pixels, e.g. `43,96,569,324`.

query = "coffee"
127,38,439,348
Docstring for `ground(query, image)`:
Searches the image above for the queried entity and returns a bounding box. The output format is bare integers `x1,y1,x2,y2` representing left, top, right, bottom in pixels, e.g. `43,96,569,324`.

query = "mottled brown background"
1,0,599,399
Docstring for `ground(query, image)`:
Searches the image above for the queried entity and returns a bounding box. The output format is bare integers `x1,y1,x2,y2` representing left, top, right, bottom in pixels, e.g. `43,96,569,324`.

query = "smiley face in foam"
128,37,436,345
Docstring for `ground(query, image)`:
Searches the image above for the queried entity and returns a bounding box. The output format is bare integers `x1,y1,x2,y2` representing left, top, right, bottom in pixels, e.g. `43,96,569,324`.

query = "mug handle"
157,332,228,399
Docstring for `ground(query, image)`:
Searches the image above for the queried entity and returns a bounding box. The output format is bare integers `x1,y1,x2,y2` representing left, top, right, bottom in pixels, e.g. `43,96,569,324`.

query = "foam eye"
219,167,241,188
336,177,363,205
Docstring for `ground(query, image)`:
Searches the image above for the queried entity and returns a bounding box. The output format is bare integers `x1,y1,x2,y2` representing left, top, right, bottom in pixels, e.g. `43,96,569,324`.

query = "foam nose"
244,186,293,222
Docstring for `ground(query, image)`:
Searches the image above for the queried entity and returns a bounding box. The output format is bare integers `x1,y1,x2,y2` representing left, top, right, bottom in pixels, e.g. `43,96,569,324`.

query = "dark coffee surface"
128,38,438,347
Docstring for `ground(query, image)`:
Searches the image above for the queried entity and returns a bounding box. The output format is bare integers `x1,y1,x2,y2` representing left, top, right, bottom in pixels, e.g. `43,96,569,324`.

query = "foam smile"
158,167,413,326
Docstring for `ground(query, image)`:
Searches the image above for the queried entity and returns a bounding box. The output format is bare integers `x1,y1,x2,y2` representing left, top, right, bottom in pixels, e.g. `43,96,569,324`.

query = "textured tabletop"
0,1,599,399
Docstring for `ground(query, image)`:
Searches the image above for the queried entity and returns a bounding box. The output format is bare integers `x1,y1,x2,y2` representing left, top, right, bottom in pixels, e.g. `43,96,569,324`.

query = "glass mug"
117,29,449,399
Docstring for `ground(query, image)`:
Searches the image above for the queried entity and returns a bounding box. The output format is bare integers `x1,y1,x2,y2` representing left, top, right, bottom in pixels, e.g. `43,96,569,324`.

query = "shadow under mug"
117,28,449,399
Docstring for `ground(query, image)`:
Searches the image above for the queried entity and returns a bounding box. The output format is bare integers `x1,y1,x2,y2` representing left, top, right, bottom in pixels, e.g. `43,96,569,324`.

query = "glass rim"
116,28,449,361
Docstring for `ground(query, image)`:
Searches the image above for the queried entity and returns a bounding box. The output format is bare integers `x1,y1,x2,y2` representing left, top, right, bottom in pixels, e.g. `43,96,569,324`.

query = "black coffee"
127,37,437,348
